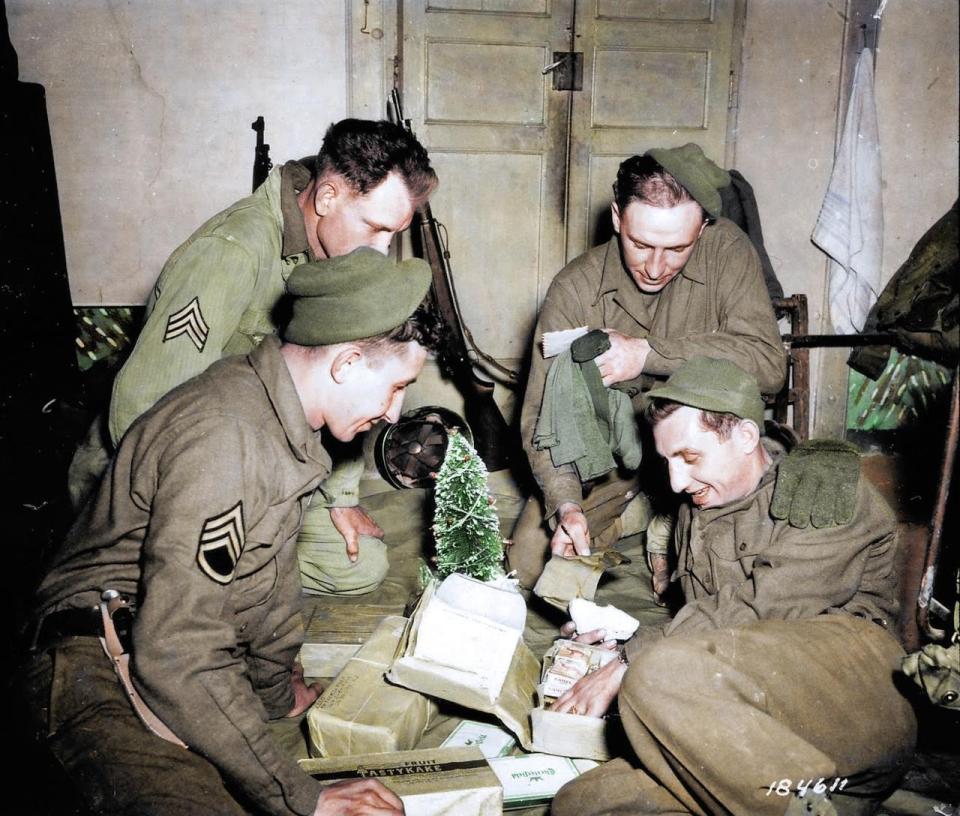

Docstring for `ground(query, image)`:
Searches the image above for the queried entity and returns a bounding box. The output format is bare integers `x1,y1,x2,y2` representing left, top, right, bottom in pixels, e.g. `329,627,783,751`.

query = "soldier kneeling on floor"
18,248,440,816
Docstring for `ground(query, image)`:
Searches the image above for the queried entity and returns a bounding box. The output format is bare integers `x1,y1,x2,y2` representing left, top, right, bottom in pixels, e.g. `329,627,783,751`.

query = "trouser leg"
618,616,917,816
553,757,692,816
19,637,248,816
296,500,388,596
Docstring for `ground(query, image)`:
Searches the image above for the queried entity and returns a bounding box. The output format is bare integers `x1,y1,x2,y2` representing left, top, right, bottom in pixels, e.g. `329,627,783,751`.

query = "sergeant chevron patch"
197,502,245,584
164,297,209,352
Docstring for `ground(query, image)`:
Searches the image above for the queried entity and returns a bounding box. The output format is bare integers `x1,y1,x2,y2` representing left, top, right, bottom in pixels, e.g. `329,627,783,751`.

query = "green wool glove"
771,439,860,529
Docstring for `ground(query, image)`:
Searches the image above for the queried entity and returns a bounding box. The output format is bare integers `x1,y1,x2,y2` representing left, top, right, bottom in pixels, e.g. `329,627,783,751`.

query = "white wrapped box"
387,574,540,748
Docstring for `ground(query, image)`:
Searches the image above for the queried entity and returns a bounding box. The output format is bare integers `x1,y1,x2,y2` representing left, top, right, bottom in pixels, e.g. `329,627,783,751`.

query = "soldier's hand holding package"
551,502,593,557
314,779,405,815
287,661,325,718
551,623,625,718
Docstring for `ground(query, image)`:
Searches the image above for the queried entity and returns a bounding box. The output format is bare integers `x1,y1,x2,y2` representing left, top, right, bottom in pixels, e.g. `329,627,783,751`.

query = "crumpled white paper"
569,598,639,641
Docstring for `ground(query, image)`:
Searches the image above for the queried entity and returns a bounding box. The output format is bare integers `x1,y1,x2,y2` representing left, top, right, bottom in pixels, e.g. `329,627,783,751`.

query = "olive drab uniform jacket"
34,337,331,815
623,443,899,660
522,219,787,519
105,160,361,507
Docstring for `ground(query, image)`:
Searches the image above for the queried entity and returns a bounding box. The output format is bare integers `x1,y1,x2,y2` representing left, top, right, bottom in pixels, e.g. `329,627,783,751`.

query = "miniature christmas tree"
432,429,504,581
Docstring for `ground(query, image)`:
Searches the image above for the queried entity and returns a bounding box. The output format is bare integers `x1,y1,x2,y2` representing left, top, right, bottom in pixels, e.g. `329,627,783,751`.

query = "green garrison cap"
647,356,765,428
644,143,730,219
282,247,431,345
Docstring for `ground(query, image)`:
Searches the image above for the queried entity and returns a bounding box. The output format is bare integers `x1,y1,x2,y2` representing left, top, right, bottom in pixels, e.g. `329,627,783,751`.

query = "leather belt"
30,606,105,652
30,602,135,654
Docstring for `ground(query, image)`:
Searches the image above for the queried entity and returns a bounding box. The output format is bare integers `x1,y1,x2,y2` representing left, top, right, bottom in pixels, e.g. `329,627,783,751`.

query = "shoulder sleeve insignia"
197,501,245,584
164,297,210,353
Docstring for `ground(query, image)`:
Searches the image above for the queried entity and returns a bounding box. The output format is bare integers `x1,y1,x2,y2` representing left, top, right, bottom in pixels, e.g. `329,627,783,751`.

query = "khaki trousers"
553,616,917,816
296,500,388,596
20,637,250,815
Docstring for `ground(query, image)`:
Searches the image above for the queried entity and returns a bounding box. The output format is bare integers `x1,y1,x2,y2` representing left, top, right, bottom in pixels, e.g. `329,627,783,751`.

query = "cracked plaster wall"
8,0,348,304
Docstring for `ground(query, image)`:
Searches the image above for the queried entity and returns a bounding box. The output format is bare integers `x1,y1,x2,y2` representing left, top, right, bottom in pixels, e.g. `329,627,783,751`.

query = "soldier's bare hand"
286,662,324,717
594,330,650,386
550,503,591,557
330,505,385,562
559,621,618,650
551,658,627,718
313,779,404,815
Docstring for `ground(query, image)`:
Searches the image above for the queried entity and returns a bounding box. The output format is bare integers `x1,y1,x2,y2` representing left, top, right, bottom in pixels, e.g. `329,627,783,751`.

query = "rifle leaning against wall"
389,88,514,472
251,116,272,192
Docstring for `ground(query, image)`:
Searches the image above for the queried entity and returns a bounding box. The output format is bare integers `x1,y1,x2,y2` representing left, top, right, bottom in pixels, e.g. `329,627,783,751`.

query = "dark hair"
614,154,709,221
315,119,437,204
359,301,444,357
646,398,740,440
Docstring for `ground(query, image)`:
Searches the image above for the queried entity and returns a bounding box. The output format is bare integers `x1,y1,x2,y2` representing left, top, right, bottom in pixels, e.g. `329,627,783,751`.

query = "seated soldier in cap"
510,144,858,628
19,248,439,816
549,357,917,816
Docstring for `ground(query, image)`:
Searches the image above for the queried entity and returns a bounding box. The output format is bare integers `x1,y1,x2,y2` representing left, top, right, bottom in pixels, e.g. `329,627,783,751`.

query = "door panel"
401,0,738,358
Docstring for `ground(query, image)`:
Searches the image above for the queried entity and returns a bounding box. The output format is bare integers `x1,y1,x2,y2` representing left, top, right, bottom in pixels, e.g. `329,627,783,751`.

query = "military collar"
249,336,331,471
691,439,784,524
280,160,314,260
592,237,660,329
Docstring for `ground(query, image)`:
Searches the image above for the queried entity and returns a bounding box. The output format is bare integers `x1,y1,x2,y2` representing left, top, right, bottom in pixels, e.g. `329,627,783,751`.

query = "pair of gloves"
771,438,862,528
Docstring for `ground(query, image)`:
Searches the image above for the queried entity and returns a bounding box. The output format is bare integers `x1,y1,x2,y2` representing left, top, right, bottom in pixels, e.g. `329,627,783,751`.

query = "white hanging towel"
812,48,883,334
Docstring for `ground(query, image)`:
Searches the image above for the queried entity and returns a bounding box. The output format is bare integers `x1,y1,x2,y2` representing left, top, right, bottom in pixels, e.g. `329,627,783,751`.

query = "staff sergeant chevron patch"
197,502,245,584
164,297,210,352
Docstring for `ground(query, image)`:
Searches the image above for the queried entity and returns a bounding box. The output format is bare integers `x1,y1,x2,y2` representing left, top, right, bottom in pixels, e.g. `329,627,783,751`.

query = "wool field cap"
282,247,431,345
647,356,765,428
644,143,730,219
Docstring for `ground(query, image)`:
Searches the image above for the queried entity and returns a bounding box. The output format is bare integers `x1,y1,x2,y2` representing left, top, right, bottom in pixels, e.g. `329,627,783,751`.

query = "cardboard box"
530,705,615,761
440,719,517,758
387,575,541,749
306,616,438,757
530,640,627,761
299,746,502,816
487,752,583,810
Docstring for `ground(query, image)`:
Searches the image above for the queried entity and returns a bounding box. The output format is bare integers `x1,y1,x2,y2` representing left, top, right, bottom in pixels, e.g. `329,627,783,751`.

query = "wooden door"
402,0,575,367
398,0,741,416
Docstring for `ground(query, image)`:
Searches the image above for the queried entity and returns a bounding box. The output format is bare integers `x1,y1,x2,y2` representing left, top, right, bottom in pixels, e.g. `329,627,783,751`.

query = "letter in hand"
550,503,591,558
330,505,385,562
314,778,405,816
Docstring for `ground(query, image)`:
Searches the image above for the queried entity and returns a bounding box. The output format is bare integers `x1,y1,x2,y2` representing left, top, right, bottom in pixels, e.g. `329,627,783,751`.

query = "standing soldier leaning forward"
69,118,437,598
21,249,439,816
550,357,917,816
